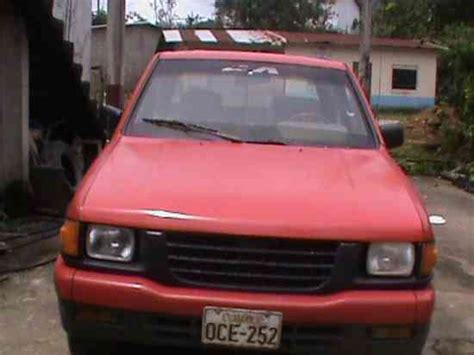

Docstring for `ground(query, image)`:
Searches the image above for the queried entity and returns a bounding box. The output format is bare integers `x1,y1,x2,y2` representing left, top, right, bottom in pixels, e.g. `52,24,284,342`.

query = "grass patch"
377,110,454,176
375,107,425,116
391,143,454,176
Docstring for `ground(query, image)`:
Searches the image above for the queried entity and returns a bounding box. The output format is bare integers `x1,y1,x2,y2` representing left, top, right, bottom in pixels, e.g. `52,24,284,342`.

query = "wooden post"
359,0,372,99
106,0,126,108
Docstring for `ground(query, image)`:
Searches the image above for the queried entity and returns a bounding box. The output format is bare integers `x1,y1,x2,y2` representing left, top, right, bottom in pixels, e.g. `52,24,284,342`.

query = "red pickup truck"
55,50,437,355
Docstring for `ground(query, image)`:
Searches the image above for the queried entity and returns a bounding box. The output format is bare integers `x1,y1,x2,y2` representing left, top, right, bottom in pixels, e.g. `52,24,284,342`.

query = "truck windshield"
126,59,376,148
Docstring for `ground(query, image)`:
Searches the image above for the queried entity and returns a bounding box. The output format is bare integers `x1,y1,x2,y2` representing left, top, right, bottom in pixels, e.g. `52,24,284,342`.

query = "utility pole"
106,0,126,108
359,0,372,99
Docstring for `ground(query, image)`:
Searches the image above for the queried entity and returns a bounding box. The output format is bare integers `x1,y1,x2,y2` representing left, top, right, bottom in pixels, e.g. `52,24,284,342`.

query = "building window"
392,67,417,90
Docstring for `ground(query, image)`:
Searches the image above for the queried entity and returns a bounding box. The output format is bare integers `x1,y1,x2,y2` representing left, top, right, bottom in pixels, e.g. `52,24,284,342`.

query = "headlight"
86,225,135,262
367,243,415,277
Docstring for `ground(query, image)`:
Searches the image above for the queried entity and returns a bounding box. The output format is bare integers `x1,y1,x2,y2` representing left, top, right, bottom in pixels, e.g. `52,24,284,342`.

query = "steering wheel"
289,112,331,124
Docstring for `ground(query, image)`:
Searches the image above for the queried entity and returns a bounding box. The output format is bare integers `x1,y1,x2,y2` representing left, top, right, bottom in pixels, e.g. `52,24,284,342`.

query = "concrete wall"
0,1,29,190
92,25,160,97
53,0,92,83
287,45,438,108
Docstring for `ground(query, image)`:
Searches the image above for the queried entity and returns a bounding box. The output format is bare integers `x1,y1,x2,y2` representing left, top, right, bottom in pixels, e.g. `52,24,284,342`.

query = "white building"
330,0,360,33
281,31,439,109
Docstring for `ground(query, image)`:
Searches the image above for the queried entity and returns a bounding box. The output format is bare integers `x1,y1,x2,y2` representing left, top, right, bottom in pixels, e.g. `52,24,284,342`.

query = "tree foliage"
373,0,434,39
438,26,474,107
431,0,474,35
438,25,474,150
374,0,474,39
215,0,335,31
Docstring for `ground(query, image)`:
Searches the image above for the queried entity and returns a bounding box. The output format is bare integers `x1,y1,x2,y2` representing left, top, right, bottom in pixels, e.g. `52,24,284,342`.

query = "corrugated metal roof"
156,29,439,52
277,31,440,50
157,29,287,53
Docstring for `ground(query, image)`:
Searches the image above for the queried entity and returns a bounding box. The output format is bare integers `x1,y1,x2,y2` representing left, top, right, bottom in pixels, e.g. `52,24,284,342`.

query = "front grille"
143,313,201,346
165,232,340,293
69,303,349,353
282,325,343,352
142,312,343,352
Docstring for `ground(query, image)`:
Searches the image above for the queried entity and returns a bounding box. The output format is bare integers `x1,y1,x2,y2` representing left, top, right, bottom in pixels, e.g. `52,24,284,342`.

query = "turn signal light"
421,243,438,277
60,220,80,257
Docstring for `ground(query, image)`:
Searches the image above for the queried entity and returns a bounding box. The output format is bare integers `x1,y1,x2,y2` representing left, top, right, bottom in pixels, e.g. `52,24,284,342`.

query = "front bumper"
55,257,434,325
56,257,434,353
59,301,430,354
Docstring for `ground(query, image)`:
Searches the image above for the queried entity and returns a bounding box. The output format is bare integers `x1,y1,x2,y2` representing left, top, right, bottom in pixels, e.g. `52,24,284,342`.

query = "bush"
438,25,474,162
439,117,466,154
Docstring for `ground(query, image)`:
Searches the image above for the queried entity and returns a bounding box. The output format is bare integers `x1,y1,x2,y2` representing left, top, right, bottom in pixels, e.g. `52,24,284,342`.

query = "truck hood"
79,137,430,242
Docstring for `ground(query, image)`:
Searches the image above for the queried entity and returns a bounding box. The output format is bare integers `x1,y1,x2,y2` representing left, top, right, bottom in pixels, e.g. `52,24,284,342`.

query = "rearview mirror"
379,120,404,149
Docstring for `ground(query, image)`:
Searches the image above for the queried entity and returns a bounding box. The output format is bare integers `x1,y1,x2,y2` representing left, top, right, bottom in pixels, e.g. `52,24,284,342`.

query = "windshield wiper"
142,118,243,143
244,140,288,146
142,118,288,146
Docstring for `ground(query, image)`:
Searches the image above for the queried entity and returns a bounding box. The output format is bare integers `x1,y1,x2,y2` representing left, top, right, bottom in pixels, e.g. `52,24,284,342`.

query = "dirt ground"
0,177,472,355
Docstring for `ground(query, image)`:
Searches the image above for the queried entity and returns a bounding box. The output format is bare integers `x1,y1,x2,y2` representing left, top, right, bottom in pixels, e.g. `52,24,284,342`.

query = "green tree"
373,0,474,39
431,0,474,34
215,0,335,31
373,0,435,39
439,25,474,128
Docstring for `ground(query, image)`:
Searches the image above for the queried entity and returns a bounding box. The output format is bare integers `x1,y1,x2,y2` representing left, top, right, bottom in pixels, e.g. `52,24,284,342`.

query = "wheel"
68,336,118,355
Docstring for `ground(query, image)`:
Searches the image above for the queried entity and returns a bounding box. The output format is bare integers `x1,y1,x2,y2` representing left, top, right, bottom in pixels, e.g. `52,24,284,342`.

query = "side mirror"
101,105,123,139
379,120,404,149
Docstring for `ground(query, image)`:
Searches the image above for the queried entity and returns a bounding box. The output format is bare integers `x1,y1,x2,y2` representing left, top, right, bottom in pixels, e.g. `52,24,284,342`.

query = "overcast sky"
94,0,215,21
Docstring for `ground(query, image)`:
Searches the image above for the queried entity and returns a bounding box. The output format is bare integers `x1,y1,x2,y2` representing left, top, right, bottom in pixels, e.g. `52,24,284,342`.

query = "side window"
392,67,417,90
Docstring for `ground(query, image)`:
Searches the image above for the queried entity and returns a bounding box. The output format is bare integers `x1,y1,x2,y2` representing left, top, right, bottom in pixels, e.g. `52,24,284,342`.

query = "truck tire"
68,336,117,355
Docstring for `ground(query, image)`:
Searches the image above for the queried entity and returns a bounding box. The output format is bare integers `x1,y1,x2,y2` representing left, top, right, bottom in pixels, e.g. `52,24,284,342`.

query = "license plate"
202,307,283,350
